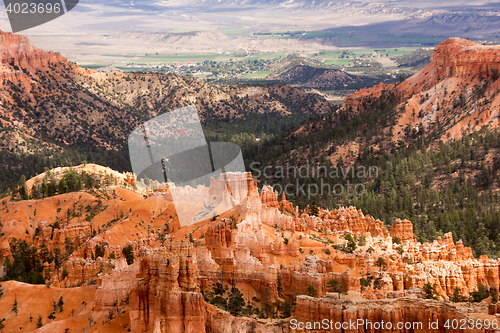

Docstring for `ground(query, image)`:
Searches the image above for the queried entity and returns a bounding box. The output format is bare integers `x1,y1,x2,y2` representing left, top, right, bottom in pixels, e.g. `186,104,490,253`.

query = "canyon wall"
294,294,496,333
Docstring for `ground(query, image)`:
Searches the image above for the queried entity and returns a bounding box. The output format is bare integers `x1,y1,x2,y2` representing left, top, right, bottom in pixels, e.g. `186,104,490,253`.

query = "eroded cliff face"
129,243,205,333
294,294,496,333
0,32,66,76
343,38,500,145
0,168,499,332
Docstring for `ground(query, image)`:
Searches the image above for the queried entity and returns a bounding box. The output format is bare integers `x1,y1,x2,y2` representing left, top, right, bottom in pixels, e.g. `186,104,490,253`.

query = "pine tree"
227,287,245,316
18,175,28,200
277,272,283,294
326,279,345,298
57,296,64,312
262,287,273,319
423,283,438,300
122,245,135,265
375,257,386,272
470,285,489,302
279,299,292,318
306,285,317,297
451,287,467,302
309,201,319,217
344,233,357,253
12,298,18,313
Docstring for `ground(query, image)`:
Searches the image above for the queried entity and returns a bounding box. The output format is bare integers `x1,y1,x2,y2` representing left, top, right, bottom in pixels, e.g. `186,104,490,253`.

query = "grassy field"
253,31,306,39
240,71,272,79
311,47,421,67
127,54,243,65
250,29,444,47
105,55,137,58
82,25,438,69
374,35,444,44
217,28,251,37
323,58,351,66
246,53,287,60
109,52,287,66
302,31,360,41
112,48,417,68
315,47,419,57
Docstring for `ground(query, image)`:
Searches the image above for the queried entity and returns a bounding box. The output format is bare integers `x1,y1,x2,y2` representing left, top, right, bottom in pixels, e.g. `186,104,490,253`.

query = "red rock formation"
95,259,138,310
322,206,389,238
294,294,496,333
0,30,79,96
426,38,500,82
0,31,67,80
129,243,205,333
279,197,298,216
205,303,286,333
281,256,352,298
221,172,255,204
205,221,233,251
343,38,500,144
33,222,92,257
260,186,279,208
1,166,499,332
389,218,417,243
0,239,10,276
54,256,115,288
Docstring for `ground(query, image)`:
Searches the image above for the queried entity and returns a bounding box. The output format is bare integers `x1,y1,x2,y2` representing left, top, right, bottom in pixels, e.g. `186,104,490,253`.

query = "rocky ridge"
0,30,330,157
344,38,500,145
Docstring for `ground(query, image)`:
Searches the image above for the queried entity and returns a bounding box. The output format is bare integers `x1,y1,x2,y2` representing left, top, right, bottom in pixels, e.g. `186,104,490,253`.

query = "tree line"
242,88,500,258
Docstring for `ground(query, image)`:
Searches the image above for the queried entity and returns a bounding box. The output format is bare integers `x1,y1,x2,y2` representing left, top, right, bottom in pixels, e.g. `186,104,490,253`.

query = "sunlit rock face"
129,243,206,333
344,38,500,144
